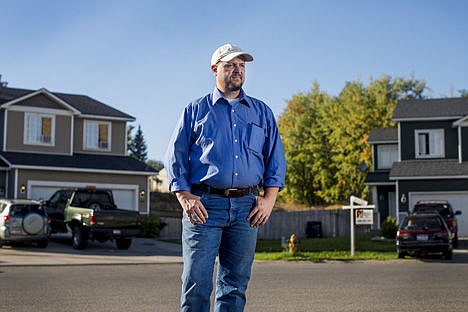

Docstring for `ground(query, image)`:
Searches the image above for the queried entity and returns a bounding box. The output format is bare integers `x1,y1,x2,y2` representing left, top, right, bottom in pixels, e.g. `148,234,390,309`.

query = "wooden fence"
150,192,378,240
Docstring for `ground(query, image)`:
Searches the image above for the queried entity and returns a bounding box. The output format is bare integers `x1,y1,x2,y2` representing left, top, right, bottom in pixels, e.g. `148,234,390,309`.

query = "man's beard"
227,81,243,93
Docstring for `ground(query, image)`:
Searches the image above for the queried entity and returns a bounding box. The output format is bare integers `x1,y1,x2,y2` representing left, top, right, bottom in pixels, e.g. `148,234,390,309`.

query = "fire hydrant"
287,233,299,255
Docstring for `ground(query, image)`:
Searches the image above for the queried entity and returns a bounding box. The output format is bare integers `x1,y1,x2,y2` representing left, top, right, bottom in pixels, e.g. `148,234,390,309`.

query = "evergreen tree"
129,124,148,162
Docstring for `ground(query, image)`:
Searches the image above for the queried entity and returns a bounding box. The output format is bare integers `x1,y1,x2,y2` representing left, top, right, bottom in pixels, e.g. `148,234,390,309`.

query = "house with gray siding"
365,97,468,236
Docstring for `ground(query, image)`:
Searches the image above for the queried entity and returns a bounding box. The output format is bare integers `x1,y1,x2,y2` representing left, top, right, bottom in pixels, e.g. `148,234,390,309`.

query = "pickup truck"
45,188,141,250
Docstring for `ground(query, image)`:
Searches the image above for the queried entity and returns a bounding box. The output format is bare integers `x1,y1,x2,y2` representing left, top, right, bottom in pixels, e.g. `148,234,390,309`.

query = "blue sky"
1,0,468,161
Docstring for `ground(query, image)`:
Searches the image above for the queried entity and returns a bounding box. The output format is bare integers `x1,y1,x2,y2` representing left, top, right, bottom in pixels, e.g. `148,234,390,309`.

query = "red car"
412,200,461,248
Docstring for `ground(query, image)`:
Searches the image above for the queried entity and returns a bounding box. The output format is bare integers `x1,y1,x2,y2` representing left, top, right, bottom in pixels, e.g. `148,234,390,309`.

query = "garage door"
30,184,138,211
409,192,468,237
112,190,136,210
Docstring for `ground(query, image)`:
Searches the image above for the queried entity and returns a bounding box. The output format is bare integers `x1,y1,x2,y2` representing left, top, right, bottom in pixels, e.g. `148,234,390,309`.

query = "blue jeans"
180,192,258,312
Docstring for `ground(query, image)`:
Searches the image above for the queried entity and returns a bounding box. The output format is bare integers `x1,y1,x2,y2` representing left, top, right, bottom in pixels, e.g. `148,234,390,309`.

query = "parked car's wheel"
444,250,453,260
22,213,44,234
36,239,48,248
397,250,406,259
116,238,132,250
453,234,459,249
72,226,88,250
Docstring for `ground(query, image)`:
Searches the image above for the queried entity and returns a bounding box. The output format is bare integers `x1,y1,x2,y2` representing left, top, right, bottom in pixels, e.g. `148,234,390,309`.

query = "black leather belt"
192,184,258,198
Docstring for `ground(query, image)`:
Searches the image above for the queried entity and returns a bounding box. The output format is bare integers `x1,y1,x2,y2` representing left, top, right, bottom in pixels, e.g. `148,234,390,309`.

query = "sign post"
342,196,375,256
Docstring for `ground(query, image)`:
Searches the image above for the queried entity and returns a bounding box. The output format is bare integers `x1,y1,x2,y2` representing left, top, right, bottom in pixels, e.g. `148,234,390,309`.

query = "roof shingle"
393,97,468,120
367,128,397,143
0,86,134,120
389,159,468,179
0,152,156,174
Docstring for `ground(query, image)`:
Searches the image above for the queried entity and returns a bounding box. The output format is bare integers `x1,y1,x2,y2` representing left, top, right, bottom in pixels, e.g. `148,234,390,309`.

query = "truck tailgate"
93,209,140,228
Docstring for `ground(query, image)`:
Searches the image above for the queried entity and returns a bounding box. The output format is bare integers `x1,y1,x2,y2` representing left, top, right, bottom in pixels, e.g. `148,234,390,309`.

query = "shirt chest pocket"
247,123,266,155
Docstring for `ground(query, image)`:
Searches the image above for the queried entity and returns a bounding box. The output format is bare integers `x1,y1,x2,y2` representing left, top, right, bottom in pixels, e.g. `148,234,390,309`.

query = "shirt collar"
212,88,251,107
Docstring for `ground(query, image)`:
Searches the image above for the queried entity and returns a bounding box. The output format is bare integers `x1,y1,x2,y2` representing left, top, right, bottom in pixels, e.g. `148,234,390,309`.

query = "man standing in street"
165,43,286,312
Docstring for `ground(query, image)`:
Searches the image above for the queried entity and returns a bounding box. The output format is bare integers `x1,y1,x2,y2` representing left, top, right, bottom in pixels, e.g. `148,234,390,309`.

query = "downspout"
395,181,400,225
397,123,401,162
146,176,151,215
458,125,462,163
70,115,74,155
13,168,18,199
396,122,401,224
3,110,7,151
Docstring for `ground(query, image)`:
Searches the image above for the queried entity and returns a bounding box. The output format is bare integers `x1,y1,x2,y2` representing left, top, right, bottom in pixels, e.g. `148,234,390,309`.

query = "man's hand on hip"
175,190,208,225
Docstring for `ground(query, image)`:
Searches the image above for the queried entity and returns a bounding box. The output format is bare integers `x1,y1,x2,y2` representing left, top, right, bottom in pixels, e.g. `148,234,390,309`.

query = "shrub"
381,216,398,239
140,214,161,238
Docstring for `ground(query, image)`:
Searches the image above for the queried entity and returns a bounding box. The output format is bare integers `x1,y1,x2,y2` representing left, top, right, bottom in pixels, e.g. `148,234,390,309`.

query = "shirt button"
233,123,237,127
232,109,235,113
234,139,238,143
235,155,239,159
234,173,238,176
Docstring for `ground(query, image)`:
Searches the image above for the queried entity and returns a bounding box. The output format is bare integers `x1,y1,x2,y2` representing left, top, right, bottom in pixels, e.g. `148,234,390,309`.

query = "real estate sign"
355,209,373,225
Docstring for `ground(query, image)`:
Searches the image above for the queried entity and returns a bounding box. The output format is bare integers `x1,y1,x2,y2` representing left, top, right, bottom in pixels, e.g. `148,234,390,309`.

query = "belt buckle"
224,188,238,197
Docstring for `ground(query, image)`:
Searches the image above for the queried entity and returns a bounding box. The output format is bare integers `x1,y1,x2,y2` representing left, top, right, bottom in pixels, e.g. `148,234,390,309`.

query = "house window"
415,129,444,158
84,120,111,151
24,113,55,146
377,144,398,169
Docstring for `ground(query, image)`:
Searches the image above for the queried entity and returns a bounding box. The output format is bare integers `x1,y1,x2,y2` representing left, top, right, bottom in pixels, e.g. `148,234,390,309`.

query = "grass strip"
255,235,397,261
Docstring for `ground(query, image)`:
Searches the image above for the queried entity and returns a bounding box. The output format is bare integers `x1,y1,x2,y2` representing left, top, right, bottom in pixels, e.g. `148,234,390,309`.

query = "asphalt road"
2,258,468,312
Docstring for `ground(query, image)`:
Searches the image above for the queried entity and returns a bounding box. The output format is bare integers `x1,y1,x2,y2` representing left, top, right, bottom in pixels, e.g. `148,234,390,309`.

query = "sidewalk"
0,236,183,267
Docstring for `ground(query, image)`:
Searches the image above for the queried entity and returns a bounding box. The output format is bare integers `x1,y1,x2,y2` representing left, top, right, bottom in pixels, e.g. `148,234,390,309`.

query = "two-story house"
365,97,468,237
0,86,156,214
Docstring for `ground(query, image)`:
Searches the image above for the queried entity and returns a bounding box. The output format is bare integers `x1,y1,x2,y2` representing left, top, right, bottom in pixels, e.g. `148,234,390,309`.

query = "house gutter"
9,164,155,176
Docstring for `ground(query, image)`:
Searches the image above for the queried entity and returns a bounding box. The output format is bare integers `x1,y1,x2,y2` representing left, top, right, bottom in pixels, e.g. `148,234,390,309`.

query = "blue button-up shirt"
165,88,286,192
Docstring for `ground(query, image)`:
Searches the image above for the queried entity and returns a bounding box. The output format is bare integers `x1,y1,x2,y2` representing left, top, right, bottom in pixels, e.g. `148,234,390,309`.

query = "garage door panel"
30,186,59,202
112,190,137,211
410,192,468,237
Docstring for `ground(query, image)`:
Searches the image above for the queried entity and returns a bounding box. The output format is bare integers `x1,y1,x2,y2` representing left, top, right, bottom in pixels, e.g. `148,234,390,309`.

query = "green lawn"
255,235,397,261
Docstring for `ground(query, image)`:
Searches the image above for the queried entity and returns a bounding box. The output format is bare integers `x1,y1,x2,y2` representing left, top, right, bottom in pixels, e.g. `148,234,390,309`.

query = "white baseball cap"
210,43,254,66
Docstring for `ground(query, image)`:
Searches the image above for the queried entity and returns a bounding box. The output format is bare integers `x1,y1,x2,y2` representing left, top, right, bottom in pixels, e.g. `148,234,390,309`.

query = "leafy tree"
129,124,148,162
278,83,332,205
459,89,468,98
146,159,164,172
278,75,428,205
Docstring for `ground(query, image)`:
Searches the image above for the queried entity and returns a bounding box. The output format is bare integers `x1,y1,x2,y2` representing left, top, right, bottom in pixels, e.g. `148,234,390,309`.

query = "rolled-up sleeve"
164,106,193,192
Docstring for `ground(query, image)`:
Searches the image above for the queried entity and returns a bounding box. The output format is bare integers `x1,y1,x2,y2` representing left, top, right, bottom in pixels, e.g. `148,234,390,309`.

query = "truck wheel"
36,239,49,248
72,226,88,250
116,238,132,250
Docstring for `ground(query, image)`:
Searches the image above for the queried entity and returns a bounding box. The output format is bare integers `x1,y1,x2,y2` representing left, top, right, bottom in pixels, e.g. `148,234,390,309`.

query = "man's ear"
211,64,218,75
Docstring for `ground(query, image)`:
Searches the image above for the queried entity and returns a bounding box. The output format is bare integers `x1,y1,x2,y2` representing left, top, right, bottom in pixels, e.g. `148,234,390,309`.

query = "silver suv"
0,199,51,248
